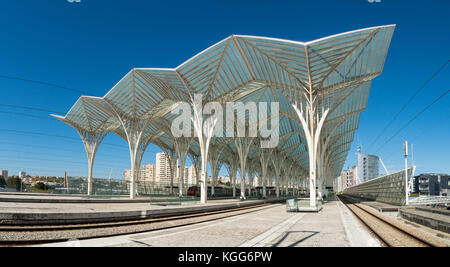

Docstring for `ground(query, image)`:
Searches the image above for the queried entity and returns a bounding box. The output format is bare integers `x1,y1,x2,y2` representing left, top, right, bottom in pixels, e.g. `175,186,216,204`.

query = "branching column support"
258,148,274,199
102,98,153,199
248,160,258,197
272,153,285,198
208,144,226,197
225,156,239,198
234,136,254,200
317,119,345,198
76,129,108,196
293,102,329,207
119,120,152,199
174,137,193,197
191,95,218,204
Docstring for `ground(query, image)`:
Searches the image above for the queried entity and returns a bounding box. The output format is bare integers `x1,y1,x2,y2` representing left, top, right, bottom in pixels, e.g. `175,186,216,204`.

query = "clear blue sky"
0,0,448,179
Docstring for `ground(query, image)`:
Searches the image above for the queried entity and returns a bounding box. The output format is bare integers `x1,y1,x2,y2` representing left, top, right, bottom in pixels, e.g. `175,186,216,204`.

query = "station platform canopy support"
53,25,395,206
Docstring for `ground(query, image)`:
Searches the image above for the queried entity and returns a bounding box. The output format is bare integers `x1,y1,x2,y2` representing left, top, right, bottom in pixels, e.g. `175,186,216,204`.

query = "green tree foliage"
0,176,6,188
33,182,49,191
6,178,22,191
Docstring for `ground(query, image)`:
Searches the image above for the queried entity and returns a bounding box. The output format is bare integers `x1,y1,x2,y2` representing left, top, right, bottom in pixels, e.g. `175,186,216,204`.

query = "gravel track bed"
339,196,449,247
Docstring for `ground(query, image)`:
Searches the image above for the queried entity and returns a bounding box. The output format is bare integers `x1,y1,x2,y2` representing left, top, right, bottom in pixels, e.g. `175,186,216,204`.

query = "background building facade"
357,151,380,184
124,163,156,183
414,174,449,196
155,152,173,184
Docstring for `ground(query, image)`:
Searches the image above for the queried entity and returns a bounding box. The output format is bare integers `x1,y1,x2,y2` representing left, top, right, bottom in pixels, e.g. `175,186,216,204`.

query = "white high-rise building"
1,170,8,179
187,166,197,185
19,171,26,179
357,149,379,184
156,152,173,184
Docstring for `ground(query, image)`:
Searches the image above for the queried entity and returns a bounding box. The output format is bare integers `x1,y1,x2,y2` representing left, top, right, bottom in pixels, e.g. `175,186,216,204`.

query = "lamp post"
404,141,409,206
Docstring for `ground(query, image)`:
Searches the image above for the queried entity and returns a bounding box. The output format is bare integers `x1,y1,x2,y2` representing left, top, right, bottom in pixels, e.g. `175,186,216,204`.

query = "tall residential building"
124,164,156,182
19,171,26,179
1,170,8,179
341,166,358,190
357,150,379,184
187,166,198,185
156,152,173,184
141,164,156,182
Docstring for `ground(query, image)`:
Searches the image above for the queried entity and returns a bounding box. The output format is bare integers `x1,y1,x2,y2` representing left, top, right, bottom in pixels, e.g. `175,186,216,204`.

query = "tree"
6,178,22,191
33,182,49,191
0,176,5,188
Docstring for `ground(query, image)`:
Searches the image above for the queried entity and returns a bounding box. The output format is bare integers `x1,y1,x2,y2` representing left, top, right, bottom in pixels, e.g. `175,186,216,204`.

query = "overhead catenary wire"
374,89,450,154
367,60,449,152
0,74,89,95
0,104,65,115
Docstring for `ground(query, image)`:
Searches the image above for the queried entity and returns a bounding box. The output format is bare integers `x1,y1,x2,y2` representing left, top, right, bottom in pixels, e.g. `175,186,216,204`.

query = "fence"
53,177,198,197
343,167,415,205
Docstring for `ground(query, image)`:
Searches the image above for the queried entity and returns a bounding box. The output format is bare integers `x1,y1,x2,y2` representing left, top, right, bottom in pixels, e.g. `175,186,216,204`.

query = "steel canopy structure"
52,25,395,206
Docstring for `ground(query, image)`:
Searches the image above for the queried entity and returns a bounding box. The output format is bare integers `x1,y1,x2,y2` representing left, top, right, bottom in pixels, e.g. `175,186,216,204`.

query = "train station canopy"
53,25,395,189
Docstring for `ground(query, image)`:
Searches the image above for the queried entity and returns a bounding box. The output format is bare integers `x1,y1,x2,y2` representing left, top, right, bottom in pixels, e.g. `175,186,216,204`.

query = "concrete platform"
0,196,286,225
400,207,450,234
35,201,381,247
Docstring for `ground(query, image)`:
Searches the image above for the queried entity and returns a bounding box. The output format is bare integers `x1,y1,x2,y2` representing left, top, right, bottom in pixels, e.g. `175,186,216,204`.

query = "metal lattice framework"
52,25,395,205
343,167,415,205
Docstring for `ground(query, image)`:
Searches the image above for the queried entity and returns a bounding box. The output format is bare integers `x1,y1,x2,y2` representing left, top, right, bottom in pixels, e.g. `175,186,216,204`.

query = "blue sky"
0,0,448,179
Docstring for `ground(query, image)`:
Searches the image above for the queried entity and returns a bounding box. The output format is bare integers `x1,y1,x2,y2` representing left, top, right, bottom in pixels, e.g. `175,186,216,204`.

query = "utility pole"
404,141,409,206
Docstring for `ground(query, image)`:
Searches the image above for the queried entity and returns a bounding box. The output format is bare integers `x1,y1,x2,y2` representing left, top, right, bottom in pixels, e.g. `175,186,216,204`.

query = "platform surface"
36,201,381,247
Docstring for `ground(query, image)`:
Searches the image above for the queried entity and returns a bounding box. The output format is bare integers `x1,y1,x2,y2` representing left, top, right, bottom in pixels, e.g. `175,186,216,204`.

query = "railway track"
339,196,447,247
0,203,280,246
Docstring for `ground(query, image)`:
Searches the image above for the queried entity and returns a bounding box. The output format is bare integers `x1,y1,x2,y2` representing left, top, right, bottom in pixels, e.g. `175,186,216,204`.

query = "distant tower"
64,172,67,188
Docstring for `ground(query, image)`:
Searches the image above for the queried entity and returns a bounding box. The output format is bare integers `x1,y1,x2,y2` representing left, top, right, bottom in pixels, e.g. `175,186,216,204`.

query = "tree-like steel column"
174,137,193,197
234,136,254,200
191,95,219,204
76,129,108,196
272,157,281,198
293,102,329,207
225,156,239,198
258,148,273,199
248,160,258,197
208,144,227,197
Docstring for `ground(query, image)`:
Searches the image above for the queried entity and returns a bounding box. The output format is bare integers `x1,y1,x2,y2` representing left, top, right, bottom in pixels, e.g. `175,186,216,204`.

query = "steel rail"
0,203,280,246
338,196,436,247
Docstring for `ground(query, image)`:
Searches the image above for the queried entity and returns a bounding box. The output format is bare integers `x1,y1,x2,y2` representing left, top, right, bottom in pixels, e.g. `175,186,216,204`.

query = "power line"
367,60,449,151
0,128,164,154
374,89,450,154
410,113,450,143
0,147,130,166
0,110,53,120
0,74,89,95
0,104,65,115
0,128,125,150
